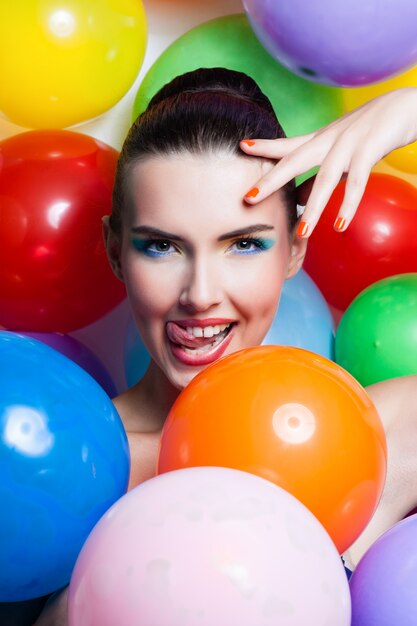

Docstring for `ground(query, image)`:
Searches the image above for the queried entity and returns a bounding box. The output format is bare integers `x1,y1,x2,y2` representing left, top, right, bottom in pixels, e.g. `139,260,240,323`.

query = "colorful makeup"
132,235,276,258
131,238,176,258
230,237,276,255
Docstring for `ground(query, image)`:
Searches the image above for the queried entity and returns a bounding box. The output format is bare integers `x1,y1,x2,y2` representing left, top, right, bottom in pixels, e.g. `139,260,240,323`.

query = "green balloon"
133,15,342,149
335,274,417,387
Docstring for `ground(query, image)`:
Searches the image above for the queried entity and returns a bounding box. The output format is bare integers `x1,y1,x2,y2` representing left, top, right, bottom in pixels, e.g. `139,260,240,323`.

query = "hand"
240,87,417,237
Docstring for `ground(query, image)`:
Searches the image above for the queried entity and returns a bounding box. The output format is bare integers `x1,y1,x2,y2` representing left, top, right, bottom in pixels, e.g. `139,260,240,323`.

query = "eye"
230,237,271,255
132,238,178,257
235,239,258,251
149,240,173,253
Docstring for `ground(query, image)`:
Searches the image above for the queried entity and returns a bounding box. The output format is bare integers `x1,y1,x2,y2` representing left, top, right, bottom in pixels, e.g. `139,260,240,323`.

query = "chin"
177,372,200,390
165,338,242,391
169,366,205,391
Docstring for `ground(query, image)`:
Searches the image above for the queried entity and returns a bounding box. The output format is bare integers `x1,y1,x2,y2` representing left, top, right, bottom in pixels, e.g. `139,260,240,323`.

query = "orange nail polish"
334,216,346,231
296,220,309,238
242,139,256,147
245,186,260,198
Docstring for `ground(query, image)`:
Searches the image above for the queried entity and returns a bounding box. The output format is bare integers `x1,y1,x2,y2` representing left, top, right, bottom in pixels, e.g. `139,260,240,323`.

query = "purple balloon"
350,514,417,625
19,332,117,398
243,0,417,86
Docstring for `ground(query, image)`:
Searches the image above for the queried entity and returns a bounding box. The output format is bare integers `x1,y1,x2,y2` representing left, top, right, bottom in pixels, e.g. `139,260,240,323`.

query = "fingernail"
334,216,346,232
242,139,256,147
245,186,260,199
296,220,309,238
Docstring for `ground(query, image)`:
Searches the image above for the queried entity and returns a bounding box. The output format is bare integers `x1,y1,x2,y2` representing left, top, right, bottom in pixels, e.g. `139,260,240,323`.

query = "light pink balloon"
68,467,351,626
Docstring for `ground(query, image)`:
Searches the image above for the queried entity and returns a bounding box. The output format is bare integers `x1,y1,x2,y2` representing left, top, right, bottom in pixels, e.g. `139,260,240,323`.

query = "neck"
130,359,181,433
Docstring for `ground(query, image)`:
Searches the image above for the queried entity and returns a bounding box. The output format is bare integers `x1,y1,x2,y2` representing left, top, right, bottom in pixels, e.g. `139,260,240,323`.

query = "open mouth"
166,321,237,365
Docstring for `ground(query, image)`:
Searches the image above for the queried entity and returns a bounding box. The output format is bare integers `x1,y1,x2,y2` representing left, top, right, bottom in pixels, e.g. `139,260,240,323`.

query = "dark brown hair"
110,67,297,233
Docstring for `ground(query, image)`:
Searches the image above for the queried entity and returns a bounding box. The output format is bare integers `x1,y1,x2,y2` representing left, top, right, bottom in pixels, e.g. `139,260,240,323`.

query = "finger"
294,139,354,237
332,157,373,232
240,133,314,159
297,171,346,238
296,172,348,207
243,140,322,204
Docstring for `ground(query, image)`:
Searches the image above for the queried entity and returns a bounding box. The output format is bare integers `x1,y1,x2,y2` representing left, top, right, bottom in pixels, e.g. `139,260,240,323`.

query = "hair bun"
146,67,275,115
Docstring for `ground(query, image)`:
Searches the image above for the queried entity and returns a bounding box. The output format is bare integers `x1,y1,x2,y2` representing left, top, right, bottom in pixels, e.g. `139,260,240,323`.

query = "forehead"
127,153,288,235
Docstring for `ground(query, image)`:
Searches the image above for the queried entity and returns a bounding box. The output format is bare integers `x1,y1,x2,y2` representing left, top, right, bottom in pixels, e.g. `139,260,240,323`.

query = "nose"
179,256,223,312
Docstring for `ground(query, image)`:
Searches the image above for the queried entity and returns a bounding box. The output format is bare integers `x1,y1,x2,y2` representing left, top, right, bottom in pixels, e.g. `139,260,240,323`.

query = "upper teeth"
186,324,230,338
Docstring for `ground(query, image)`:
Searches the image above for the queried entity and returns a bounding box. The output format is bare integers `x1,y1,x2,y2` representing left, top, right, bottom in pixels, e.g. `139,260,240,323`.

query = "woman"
35,68,417,625
105,66,308,489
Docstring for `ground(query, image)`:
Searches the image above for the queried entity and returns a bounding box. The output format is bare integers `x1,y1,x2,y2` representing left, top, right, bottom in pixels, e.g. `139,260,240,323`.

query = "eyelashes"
132,239,174,257
232,237,275,255
131,237,276,258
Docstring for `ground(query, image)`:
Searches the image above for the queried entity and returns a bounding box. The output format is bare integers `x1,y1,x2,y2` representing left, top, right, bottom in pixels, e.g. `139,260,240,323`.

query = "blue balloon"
19,332,117,398
263,270,334,359
0,331,130,601
123,270,334,387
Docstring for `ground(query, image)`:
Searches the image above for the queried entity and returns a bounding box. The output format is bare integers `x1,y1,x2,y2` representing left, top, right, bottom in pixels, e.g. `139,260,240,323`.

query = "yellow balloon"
384,142,417,174
373,159,417,188
343,65,417,174
0,0,147,129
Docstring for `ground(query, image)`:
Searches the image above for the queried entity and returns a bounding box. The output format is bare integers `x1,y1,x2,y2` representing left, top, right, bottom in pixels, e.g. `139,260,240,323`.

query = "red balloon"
0,130,125,332
303,173,417,311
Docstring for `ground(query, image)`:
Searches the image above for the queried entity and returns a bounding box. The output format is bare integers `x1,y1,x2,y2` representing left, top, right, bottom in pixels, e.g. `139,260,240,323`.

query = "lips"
166,322,210,348
166,320,236,366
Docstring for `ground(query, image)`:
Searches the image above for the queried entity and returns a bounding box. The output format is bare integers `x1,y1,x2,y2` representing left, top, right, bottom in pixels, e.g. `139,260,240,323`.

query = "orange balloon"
157,346,387,553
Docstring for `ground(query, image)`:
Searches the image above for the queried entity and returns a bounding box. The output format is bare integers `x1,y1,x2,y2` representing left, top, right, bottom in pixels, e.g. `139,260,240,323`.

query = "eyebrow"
131,224,275,241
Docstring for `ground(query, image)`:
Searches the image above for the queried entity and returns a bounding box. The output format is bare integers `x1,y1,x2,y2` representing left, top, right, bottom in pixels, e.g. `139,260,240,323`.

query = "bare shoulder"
111,388,162,491
33,587,68,626
112,386,140,431
365,375,417,486
365,374,417,513
343,375,417,568
365,374,417,431
125,430,161,491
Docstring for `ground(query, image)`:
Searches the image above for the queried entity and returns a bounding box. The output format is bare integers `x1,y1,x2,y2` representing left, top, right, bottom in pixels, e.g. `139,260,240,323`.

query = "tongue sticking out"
166,322,229,349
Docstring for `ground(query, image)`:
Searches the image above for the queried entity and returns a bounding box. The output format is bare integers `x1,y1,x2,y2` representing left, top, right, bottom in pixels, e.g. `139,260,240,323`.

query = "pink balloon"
68,467,350,625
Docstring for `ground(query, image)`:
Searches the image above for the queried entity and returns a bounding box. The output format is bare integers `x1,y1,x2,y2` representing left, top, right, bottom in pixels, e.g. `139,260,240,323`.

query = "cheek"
122,256,182,325
228,246,289,328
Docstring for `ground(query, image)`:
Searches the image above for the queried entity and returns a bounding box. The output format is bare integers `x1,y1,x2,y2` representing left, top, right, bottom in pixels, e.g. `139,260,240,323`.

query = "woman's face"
112,152,306,390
